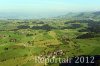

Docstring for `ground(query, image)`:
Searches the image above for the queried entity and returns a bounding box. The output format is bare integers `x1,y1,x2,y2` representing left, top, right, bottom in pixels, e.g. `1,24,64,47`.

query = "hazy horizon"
0,0,100,18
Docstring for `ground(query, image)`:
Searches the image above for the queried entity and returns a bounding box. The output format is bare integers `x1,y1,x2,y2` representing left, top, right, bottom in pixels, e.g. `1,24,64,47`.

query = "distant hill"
56,11,100,20
0,11,100,20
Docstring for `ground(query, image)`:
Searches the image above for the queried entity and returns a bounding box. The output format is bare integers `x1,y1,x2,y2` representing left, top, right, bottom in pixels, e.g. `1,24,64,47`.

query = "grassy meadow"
0,18,100,66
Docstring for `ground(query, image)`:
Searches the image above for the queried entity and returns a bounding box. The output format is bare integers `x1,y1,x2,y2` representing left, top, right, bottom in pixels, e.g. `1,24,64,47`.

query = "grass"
0,19,100,66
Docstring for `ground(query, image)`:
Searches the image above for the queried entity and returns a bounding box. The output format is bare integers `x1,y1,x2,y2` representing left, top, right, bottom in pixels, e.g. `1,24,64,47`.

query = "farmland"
0,13,100,66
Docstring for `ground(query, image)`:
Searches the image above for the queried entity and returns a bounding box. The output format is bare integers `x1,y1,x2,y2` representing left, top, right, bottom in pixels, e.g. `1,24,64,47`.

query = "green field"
0,18,100,66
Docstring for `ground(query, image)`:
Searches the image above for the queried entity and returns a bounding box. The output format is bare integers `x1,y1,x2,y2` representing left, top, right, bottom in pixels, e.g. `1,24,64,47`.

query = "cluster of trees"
26,34,33,36
31,24,56,31
64,20,94,24
17,22,29,24
17,25,30,29
17,24,56,31
87,21,100,33
32,21,44,24
68,24,82,29
77,21,100,39
76,33,95,39
61,23,82,29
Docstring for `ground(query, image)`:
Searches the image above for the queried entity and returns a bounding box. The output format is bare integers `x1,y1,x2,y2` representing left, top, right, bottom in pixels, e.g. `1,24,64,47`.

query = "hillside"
56,11,100,20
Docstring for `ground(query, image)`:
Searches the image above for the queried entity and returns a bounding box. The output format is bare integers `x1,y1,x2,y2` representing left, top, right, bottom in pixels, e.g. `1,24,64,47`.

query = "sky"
0,0,100,18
